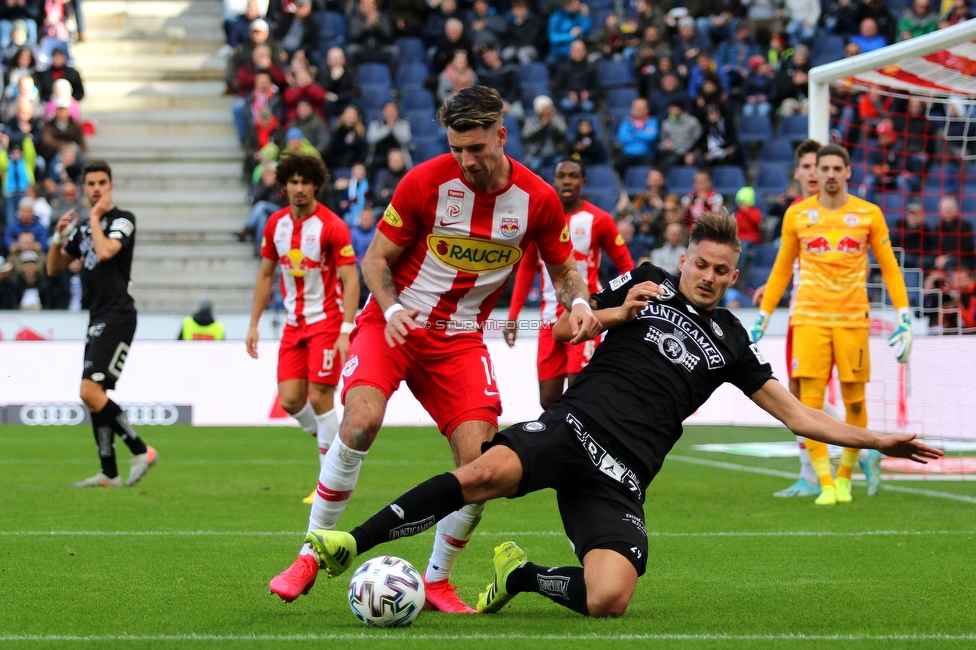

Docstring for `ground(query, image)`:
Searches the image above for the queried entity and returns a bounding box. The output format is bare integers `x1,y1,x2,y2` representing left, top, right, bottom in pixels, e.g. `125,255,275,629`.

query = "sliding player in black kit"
47,161,158,488
293,212,942,618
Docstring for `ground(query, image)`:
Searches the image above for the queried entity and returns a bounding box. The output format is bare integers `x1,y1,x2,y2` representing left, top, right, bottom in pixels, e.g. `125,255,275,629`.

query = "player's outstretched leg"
477,541,528,614
860,449,882,496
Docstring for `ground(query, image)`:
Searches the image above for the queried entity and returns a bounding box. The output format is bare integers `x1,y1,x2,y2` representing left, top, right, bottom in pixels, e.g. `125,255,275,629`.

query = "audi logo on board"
19,404,87,426
3,404,193,426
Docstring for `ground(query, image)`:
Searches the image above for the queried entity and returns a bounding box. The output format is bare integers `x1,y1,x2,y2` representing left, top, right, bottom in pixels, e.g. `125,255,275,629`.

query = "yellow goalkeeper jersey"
759,194,909,328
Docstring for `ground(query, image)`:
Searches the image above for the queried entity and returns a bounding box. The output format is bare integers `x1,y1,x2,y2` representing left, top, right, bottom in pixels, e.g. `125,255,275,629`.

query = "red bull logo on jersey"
499,217,520,238
427,234,522,274
836,235,863,253
804,235,832,254
281,248,321,277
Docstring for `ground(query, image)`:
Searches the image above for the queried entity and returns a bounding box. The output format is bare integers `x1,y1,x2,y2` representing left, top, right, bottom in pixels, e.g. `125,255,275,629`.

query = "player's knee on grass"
307,383,336,413
539,378,565,410
337,387,387,450
583,549,638,618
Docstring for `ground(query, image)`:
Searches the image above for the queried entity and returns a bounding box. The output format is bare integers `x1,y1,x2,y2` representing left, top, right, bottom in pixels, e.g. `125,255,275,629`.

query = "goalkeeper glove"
749,311,770,344
887,307,913,364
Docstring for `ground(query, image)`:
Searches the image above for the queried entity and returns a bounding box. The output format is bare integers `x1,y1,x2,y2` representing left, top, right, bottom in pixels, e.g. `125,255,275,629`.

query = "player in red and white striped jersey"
246,155,359,506
269,87,602,612
507,159,635,408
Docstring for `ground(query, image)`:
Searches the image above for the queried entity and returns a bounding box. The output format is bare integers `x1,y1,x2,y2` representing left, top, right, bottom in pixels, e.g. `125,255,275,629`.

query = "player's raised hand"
749,311,770,344
875,433,943,464
385,308,420,347
617,281,660,323
888,308,913,364
569,299,602,344
91,189,113,219
245,325,259,359
751,283,766,306
503,320,518,347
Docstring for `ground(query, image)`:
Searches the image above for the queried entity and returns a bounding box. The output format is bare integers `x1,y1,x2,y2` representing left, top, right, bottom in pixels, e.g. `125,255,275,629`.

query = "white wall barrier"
1,338,973,438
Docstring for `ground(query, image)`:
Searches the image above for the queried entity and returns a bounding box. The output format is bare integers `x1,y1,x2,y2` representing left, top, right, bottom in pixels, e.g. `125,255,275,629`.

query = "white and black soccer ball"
348,556,426,627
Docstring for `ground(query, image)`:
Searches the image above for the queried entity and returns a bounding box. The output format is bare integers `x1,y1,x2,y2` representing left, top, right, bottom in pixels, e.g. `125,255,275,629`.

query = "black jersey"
63,207,137,319
558,262,774,487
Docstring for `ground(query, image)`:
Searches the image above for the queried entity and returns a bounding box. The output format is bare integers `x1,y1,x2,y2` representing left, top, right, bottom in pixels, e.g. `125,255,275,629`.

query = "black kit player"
47,160,158,488
296,212,942,618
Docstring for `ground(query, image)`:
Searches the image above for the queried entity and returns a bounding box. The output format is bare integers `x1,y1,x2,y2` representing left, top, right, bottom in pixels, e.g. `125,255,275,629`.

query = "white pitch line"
1,530,973,538
668,455,976,504
1,633,974,642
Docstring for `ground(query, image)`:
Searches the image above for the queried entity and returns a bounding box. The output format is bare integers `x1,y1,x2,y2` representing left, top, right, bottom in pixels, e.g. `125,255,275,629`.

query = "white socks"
314,408,340,467
796,436,818,486
424,502,485,583
304,436,367,538
292,401,317,436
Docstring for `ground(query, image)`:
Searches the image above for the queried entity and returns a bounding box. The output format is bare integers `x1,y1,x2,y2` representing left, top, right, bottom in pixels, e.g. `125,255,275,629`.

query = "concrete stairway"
75,0,257,313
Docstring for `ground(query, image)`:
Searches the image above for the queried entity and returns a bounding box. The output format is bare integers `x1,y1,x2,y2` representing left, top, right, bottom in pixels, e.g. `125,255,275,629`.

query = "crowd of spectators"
221,0,976,328
0,1,86,311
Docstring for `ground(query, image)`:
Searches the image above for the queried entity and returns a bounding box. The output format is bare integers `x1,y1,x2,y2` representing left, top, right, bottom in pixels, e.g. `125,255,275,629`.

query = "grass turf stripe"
1,633,975,641
1,529,973,537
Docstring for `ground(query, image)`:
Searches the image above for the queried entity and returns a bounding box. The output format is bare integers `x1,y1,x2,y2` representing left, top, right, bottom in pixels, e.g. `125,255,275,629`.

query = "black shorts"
486,407,648,575
83,317,136,390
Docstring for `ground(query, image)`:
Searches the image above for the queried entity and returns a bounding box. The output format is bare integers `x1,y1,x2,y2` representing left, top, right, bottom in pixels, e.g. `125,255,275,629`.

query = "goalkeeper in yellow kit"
749,144,914,505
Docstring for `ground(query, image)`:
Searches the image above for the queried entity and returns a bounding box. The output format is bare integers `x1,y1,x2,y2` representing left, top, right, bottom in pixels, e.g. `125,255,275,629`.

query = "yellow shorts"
790,325,870,382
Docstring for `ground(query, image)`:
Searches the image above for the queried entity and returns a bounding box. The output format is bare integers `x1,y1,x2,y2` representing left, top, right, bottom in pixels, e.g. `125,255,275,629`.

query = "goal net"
808,21,976,481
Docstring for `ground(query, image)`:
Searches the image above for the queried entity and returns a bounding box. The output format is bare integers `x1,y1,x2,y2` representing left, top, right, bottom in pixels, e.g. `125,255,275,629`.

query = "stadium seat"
598,60,633,89
396,37,425,63
738,114,773,145
406,112,440,138
743,266,773,294
38,38,71,65
754,163,789,198
849,163,866,188
412,138,448,163
521,83,551,113
667,166,697,196
585,189,618,213
396,62,429,89
586,164,619,196
811,35,845,67
881,191,908,217
358,63,392,89
331,167,351,181
400,90,436,113
779,115,809,143
925,164,962,193
922,194,941,219
606,87,639,113
711,165,747,196
759,139,795,165
623,165,653,197
537,162,556,183
518,62,550,86
317,11,347,49
506,137,525,163
361,86,394,111
751,243,780,268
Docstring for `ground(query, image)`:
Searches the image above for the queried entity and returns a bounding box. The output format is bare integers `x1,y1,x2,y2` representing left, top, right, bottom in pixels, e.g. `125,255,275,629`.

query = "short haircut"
437,85,504,132
816,143,851,167
689,211,741,254
83,160,112,182
276,154,327,189
794,139,821,164
695,168,711,178
554,157,585,178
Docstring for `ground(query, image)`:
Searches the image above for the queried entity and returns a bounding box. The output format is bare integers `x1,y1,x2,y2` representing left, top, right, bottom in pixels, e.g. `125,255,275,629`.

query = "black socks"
350,472,466,556
100,400,147,455
90,409,117,478
508,562,590,616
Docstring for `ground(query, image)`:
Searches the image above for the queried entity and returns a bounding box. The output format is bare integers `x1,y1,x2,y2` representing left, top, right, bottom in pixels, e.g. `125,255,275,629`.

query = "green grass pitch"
1,423,975,649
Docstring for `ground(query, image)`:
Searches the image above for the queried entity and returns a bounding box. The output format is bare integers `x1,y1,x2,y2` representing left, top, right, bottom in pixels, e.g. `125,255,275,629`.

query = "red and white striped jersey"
261,203,356,328
509,201,635,324
371,154,572,333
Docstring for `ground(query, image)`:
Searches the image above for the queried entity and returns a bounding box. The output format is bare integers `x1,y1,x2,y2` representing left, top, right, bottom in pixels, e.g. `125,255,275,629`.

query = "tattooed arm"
545,257,602,344
362,230,416,347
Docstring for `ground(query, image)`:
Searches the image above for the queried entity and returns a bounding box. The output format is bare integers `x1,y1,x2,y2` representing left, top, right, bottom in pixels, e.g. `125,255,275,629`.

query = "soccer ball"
348,556,426,627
